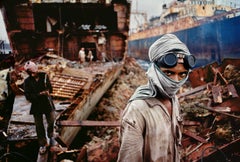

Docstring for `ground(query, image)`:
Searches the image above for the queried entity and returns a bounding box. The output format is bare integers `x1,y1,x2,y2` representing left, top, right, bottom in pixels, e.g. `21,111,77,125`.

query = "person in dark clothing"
23,61,55,155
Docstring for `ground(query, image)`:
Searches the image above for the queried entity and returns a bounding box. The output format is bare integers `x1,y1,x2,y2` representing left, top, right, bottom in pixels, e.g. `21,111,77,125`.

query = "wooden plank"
52,84,81,90
51,94,72,99
52,91,75,96
57,120,120,127
177,84,208,98
196,103,240,119
51,80,84,87
183,131,208,143
76,146,87,162
54,73,88,81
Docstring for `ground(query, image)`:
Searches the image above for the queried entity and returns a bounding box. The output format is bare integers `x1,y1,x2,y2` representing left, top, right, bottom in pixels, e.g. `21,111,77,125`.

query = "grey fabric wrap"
148,33,191,62
129,33,191,102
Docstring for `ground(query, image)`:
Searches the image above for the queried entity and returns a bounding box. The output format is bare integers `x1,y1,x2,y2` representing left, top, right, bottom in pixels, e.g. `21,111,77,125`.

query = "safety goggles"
154,53,196,69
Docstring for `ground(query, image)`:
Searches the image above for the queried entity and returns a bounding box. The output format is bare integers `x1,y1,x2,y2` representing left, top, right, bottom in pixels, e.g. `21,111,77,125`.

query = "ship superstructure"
128,0,240,67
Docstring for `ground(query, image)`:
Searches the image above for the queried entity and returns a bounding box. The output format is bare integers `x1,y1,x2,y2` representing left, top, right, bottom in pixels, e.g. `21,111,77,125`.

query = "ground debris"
180,61,240,161
83,57,147,162
80,59,240,162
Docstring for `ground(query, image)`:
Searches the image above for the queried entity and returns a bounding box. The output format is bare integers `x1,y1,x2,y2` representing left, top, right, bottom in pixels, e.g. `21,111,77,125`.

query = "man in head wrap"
23,61,56,155
117,34,196,162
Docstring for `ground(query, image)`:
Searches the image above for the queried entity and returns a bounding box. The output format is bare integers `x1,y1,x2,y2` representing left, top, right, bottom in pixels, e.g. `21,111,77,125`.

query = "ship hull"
128,14,240,68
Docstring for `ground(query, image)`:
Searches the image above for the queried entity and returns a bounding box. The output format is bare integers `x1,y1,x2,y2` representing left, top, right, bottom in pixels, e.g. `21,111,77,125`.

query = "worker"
87,49,93,64
23,61,55,155
78,47,86,64
117,34,196,162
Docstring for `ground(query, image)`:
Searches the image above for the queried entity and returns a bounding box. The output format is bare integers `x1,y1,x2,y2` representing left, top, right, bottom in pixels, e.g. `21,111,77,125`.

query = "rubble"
180,60,240,161
81,58,240,162
79,57,148,162
1,57,240,161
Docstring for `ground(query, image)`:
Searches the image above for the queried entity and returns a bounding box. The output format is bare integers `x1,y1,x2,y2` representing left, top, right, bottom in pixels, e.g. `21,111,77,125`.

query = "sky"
0,0,172,43
130,0,174,29
0,11,9,43
131,0,172,18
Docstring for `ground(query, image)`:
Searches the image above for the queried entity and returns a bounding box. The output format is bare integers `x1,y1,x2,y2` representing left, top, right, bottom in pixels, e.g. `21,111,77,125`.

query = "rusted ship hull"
128,9,240,68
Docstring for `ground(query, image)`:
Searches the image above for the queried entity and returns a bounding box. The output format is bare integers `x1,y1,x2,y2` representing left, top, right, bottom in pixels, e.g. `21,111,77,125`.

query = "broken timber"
195,103,240,119
56,120,120,127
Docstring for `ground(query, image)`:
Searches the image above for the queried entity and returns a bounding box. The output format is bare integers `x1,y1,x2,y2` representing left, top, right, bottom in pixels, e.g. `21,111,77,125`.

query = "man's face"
31,71,38,77
27,70,38,77
159,61,188,82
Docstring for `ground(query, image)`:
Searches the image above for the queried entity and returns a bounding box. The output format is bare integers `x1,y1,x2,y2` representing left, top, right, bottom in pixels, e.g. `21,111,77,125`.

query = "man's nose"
171,74,180,82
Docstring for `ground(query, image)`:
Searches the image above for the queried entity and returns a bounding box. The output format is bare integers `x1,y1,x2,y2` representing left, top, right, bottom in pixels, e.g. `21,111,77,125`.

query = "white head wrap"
148,33,191,62
24,61,38,73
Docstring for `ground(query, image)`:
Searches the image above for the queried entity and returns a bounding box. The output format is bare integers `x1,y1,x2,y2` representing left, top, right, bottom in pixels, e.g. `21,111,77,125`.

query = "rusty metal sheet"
212,85,223,103
227,84,239,98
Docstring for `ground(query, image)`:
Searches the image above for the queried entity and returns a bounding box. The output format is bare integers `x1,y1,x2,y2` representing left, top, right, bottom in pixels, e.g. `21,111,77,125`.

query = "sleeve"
117,101,145,162
45,74,53,93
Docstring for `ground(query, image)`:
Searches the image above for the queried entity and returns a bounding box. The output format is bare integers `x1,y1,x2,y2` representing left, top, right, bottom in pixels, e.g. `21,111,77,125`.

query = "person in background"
101,52,107,62
78,47,86,64
87,49,93,64
117,34,196,162
23,61,55,155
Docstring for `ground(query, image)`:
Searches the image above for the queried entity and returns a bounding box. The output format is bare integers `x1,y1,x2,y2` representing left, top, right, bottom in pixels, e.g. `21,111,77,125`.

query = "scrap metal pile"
79,58,240,162
70,57,148,162
1,56,240,162
179,59,240,161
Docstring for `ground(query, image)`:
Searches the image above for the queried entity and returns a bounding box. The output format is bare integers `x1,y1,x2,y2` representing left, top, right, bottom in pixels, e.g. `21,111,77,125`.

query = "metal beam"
56,120,120,127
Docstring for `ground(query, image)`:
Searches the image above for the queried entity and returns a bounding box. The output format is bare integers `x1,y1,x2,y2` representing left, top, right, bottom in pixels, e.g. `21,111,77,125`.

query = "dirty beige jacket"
117,97,182,162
